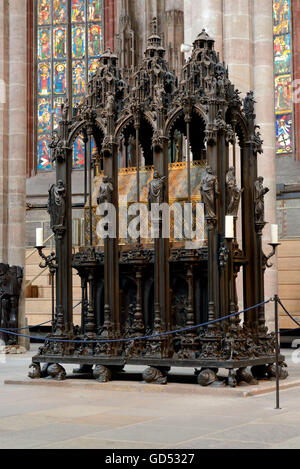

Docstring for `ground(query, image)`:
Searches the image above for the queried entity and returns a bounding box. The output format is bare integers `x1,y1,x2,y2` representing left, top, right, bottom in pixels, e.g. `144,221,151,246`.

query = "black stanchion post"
274,294,281,410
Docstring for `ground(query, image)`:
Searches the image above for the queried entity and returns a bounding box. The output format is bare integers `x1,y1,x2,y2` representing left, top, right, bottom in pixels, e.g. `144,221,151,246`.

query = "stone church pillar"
0,1,27,345
253,0,277,327
165,1,184,76
8,1,27,269
223,0,253,94
0,0,9,263
184,0,223,61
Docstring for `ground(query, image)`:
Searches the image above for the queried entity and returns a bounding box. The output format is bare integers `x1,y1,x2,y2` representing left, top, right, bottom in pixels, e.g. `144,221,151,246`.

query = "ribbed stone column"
165,0,184,76
253,0,277,328
223,0,253,94
184,0,223,59
8,1,27,343
7,1,27,267
0,0,9,263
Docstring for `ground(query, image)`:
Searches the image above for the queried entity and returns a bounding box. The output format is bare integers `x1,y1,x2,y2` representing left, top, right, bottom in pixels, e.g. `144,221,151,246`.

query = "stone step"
25,298,81,314
25,274,82,287
31,285,82,299
25,312,81,327
25,264,81,279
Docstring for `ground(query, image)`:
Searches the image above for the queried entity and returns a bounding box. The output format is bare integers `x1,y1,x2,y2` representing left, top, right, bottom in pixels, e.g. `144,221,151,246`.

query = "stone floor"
0,345,300,449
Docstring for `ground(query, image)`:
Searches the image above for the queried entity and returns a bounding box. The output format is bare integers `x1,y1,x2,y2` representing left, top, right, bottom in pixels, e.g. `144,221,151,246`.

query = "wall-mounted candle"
225,216,234,239
271,224,278,244
36,227,44,247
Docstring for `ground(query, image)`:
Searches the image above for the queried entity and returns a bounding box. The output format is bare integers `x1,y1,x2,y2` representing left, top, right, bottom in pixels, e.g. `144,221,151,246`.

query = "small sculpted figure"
254,177,269,224
148,171,166,211
200,166,219,218
226,167,243,217
47,179,66,229
97,176,114,205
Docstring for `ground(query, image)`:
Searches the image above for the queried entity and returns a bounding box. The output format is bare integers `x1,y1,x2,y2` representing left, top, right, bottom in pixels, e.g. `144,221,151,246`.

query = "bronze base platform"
29,354,288,387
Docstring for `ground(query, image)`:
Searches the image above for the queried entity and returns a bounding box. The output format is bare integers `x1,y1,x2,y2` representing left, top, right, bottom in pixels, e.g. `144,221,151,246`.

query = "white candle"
271,224,278,244
225,216,234,239
36,227,44,247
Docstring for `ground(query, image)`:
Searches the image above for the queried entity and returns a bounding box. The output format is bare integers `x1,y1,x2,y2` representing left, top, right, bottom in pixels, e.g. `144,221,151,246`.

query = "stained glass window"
273,0,294,156
37,0,103,170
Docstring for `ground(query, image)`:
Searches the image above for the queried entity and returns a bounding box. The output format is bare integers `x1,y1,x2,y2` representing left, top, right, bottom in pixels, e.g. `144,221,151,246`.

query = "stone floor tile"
29,405,116,420
0,423,105,449
271,436,300,449
88,423,214,445
0,414,58,431
173,437,272,449
210,423,300,445
39,437,165,449
152,413,255,431
67,413,157,427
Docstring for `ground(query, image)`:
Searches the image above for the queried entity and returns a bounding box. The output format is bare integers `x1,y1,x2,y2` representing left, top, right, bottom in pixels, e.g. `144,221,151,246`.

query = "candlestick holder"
36,246,57,274
264,242,281,269
36,246,57,326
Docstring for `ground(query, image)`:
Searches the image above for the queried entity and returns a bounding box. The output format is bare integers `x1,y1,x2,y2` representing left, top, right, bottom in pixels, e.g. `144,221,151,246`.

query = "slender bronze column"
204,126,219,332
186,265,194,328
85,269,96,338
186,121,192,204
80,274,87,335
218,128,229,324
135,122,140,205
241,142,259,330
207,219,217,330
257,227,266,335
51,104,73,339
87,131,93,247
133,267,144,335
101,140,120,342
149,135,170,357
83,134,88,205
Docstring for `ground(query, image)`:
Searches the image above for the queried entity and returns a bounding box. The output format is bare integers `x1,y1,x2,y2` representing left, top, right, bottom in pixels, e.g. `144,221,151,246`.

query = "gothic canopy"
52,26,263,159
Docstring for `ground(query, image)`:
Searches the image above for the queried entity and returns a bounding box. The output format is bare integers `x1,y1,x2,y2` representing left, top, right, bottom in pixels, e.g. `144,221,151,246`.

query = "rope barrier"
278,299,300,328
0,299,272,344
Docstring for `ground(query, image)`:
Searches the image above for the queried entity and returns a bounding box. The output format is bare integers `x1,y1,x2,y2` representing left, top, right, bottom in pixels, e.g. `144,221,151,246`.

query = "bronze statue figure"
61,98,69,121
47,180,66,231
148,171,166,211
97,176,114,205
254,177,269,224
226,167,243,217
200,166,219,219
244,90,256,119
